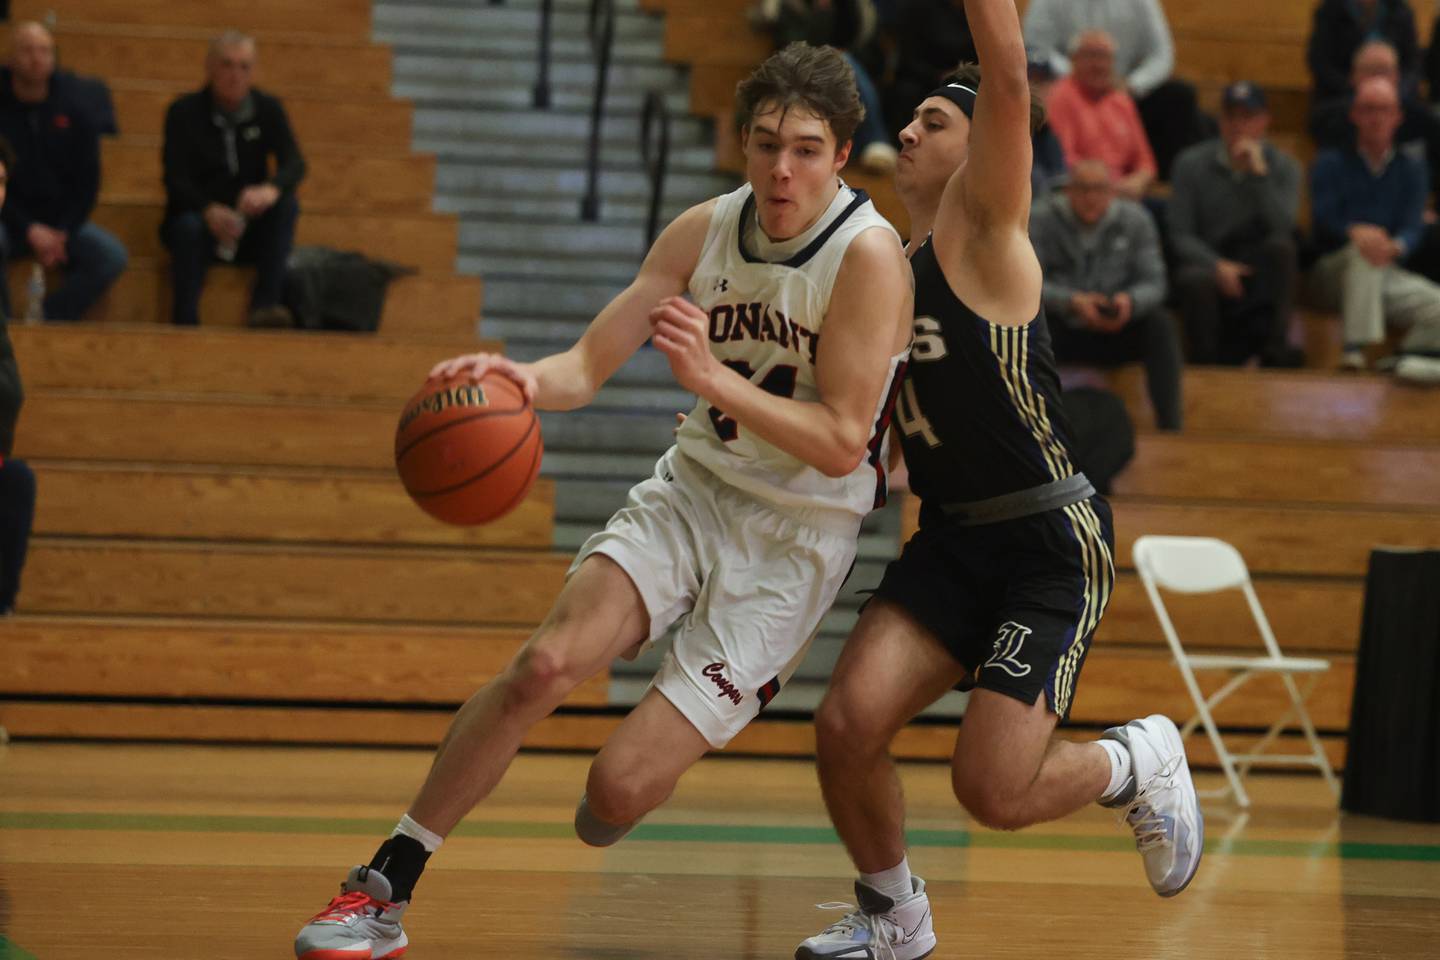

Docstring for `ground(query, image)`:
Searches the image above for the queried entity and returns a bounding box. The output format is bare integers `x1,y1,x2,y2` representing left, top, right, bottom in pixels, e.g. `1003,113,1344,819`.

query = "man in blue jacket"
1308,75,1440,383
0,21,128,322
162,31,306,328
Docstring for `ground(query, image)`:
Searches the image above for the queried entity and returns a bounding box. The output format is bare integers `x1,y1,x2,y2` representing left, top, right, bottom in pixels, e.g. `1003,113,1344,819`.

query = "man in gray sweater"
1030,159,1182,430
1169,81,1303,366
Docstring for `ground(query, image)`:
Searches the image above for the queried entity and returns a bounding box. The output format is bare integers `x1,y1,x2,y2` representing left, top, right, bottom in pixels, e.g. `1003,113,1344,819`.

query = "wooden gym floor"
3,742,1439,959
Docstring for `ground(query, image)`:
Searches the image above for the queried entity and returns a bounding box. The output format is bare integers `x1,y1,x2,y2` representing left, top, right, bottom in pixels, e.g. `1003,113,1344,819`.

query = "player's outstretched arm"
429,200,714,411
931,0,1042,327
652,226,912,477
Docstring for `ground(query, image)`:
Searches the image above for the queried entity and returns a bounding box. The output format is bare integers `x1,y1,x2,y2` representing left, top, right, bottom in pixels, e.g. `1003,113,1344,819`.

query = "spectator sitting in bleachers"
162,31,306,328
1030,159,1183,430
1307,76,1440,383
1022,0,1206,179
1312,39,1440,283
1043,30,1156,202
753,0,896,172
887,0,977,141
1308,0,1421,104
1028,51,1067,198
0,136,36,616
1170,81,1304,368
1310,40,1440,188
0,21,128,323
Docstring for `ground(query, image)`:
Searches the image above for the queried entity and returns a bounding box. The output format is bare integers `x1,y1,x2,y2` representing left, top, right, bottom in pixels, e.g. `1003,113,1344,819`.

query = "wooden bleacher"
0,0,583,744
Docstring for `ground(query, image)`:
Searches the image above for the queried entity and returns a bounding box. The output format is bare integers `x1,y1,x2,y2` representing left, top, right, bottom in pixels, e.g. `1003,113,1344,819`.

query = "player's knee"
815,693,890,762
503,644,579,713
951,768,1026,831
586,760,668,825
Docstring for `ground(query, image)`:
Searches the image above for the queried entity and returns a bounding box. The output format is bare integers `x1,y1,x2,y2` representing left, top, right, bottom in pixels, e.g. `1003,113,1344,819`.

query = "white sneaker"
295,865,409,959
858,142,900,174
1339,349,1367,372
796,876,935,960
1395,355,1440,385
1101,715,1204,897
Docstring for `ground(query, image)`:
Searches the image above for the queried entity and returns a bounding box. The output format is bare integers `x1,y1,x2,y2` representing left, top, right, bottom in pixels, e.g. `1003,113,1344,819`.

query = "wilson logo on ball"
397,383,490,433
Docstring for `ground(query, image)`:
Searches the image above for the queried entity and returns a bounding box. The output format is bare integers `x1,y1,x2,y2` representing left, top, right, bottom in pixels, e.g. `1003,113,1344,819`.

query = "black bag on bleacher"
1059,386,1135,496
282,245,416,333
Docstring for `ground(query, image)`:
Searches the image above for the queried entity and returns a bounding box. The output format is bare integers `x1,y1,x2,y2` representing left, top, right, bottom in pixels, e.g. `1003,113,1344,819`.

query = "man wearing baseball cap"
1169,80,1304,366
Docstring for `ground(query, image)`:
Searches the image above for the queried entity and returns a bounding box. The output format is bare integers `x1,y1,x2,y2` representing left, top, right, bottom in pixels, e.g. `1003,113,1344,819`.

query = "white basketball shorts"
567,447,857,748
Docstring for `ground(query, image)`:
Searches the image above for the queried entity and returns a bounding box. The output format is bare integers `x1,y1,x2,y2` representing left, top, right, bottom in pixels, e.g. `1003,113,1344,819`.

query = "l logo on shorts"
983,622,1033,678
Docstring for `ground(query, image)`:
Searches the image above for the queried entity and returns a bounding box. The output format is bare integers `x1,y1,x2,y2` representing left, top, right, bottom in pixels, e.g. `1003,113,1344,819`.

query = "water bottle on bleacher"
24,263,45,324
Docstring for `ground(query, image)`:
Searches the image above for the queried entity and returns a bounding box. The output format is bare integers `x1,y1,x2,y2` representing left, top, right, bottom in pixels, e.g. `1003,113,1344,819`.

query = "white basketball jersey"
674,180,907,534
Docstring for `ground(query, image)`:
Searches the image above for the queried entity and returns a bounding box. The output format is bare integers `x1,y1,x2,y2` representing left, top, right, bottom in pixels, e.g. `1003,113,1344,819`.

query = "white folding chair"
1132,535,1341,808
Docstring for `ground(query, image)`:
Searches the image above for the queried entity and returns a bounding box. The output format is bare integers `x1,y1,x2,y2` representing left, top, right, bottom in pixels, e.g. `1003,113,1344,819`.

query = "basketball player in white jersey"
293,42,912,959
795,2,1202,958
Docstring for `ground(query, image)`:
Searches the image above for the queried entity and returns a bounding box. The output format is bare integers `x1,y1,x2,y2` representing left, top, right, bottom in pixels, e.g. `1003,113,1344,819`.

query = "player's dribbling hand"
427,352,539,403
650,296,717,396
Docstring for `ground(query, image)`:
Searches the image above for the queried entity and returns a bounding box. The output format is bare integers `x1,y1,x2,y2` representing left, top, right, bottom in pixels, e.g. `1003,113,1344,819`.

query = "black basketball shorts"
871,495,1116,722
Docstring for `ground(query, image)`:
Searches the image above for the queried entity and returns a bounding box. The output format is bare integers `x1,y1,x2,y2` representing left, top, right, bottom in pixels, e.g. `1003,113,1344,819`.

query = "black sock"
367,835,431,902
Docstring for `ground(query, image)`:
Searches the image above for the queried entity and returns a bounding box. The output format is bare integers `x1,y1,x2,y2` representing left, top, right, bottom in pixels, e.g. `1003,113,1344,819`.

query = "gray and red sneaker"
295,865,408,960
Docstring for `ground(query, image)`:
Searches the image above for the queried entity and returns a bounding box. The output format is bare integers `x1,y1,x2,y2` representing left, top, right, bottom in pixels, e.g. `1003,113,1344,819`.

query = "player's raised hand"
427,352,539,402
650,296,717,396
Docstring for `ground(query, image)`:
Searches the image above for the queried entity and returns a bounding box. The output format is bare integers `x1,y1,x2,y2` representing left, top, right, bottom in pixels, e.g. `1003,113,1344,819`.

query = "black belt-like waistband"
938,473,1096,526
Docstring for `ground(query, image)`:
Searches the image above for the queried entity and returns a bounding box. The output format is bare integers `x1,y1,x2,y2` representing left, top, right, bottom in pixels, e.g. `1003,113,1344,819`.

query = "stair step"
537,409,675,454
387,33,665,62
425,137,714,172
437,163,736,199
393,80,691,114
436,193,691,226
460,219,652,259
481,278,625,316
393,52,683,90
373,4,661,40
458,252,641,283
413,106,709,146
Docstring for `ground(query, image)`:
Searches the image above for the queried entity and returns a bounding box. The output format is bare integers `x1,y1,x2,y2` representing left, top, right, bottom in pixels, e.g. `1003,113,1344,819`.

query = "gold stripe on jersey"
987,324,1073,482
1054,499,1115,715
1015,326,1076,477
987,325,1059,479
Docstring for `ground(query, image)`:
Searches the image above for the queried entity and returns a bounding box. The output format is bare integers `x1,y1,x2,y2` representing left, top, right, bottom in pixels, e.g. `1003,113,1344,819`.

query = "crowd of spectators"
0,22,305,328
753,0,1440,389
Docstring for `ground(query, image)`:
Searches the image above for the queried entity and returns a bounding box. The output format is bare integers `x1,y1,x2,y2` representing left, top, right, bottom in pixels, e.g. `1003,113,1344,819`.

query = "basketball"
394,373,543,525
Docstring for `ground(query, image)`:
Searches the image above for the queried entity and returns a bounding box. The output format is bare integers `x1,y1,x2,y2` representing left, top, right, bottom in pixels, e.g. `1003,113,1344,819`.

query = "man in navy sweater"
0,21,127,322
1308,76,1440,383
162,31,306,328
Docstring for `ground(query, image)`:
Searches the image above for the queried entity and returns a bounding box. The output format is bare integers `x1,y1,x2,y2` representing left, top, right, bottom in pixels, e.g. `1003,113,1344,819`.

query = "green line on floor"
2,811,1437,862
0,936,41,960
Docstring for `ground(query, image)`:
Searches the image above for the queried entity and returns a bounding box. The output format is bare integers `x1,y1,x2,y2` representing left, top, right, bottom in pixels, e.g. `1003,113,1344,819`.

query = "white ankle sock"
861,855,913,904
1097,739,1133,804
393,813,444,853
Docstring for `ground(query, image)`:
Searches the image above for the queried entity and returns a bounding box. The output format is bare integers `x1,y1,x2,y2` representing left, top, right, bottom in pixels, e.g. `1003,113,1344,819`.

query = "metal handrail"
639,90,671,251
533,0,553,108
579,0,616,221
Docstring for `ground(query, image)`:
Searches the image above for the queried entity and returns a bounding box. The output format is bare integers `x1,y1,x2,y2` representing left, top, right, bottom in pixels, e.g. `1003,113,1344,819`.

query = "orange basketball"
394,373,543,525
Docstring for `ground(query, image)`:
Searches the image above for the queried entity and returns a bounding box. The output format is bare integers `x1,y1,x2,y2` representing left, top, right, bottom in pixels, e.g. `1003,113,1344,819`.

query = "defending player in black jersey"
796,3,1203,958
